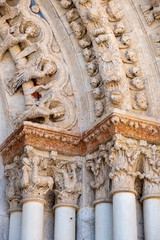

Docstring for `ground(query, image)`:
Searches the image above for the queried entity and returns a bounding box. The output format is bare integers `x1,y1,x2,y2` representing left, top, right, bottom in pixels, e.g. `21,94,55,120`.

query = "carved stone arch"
117,0,160,117
0,0,98,139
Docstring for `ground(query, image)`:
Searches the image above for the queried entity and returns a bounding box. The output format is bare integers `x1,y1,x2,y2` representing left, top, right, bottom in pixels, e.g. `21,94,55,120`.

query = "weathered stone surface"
0,0,160,239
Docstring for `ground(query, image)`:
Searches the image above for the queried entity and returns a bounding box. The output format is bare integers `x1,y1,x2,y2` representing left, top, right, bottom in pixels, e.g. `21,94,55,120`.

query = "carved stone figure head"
126,50,138,63
135,92,148,110
107,1,122,21
110,90,123,106
20,21,40,38
114,22,125,36
130,77,144,90
90,77,100,88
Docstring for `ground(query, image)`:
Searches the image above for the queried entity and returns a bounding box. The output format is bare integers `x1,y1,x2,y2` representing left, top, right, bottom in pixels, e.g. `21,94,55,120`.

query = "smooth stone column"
54,204,76,240
21,198,45,240
94,201,113,240
113,192,137,240
142,196,160,240
8,209,22,240
77,207,95,240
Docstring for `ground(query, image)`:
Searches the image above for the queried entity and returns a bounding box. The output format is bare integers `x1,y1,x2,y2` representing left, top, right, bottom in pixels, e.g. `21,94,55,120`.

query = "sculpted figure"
141,0,160,25
0,21,40,61
134,92,148,111
31,156,54,193
123,50,138,64
54,162,82,204
7,58,57,95
60,0,72,9
130,77,144,90
94,100,104,117
86,145,110,200
21,154,54,198
106,0,122,22
113,22,125,37
110,90,123,106
70,21,86,39
118,34,131,49
5,157,22,209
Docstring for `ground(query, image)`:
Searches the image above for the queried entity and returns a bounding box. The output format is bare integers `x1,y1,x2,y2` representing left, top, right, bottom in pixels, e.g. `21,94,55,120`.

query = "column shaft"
113,192,137,240
95,203,113,240
77,207,95,240
54,206,76,240
143,198,160,240
9,211,22,240
21,200,44,240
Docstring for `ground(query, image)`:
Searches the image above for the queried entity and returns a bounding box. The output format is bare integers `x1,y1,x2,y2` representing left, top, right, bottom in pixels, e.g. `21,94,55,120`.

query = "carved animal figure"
31,156,54,192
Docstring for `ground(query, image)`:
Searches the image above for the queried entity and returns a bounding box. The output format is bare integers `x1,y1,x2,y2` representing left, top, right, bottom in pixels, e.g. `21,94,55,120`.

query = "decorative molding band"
1,111,160,164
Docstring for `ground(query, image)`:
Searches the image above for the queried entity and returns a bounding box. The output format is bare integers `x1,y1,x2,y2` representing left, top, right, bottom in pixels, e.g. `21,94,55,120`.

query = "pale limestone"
1,0,160,239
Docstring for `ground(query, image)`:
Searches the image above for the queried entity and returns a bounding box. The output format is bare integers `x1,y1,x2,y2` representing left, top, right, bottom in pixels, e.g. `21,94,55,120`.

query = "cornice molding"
1,112,160,164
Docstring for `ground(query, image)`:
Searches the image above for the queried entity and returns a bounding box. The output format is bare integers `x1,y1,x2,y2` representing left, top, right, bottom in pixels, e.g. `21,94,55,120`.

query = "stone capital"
53,158,82,206
20,146,54,201
107,134,141,194
5,155,22,210
86,143,111,201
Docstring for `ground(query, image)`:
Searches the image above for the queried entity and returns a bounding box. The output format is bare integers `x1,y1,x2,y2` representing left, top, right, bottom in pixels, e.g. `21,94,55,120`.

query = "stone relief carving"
141,0,160,25
57,0,137,118
152,32,160,56
52,157,82,205
106,134,143,193
136,142,160,196
21,146,54,199
5,156,22,209
86,144,110,201
0,0,76,130
105,1,149,113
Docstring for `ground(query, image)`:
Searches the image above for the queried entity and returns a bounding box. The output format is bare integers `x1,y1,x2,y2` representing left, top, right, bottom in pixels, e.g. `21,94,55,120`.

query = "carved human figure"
5,157,22,209
141,0,160,25
106,0,122,22
54,162,82,205
0,21,40,61
86,145,110,201
21,152,54,199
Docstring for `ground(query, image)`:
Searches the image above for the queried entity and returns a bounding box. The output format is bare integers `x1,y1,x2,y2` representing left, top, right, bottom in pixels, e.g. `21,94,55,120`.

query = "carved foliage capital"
107,134,140,193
